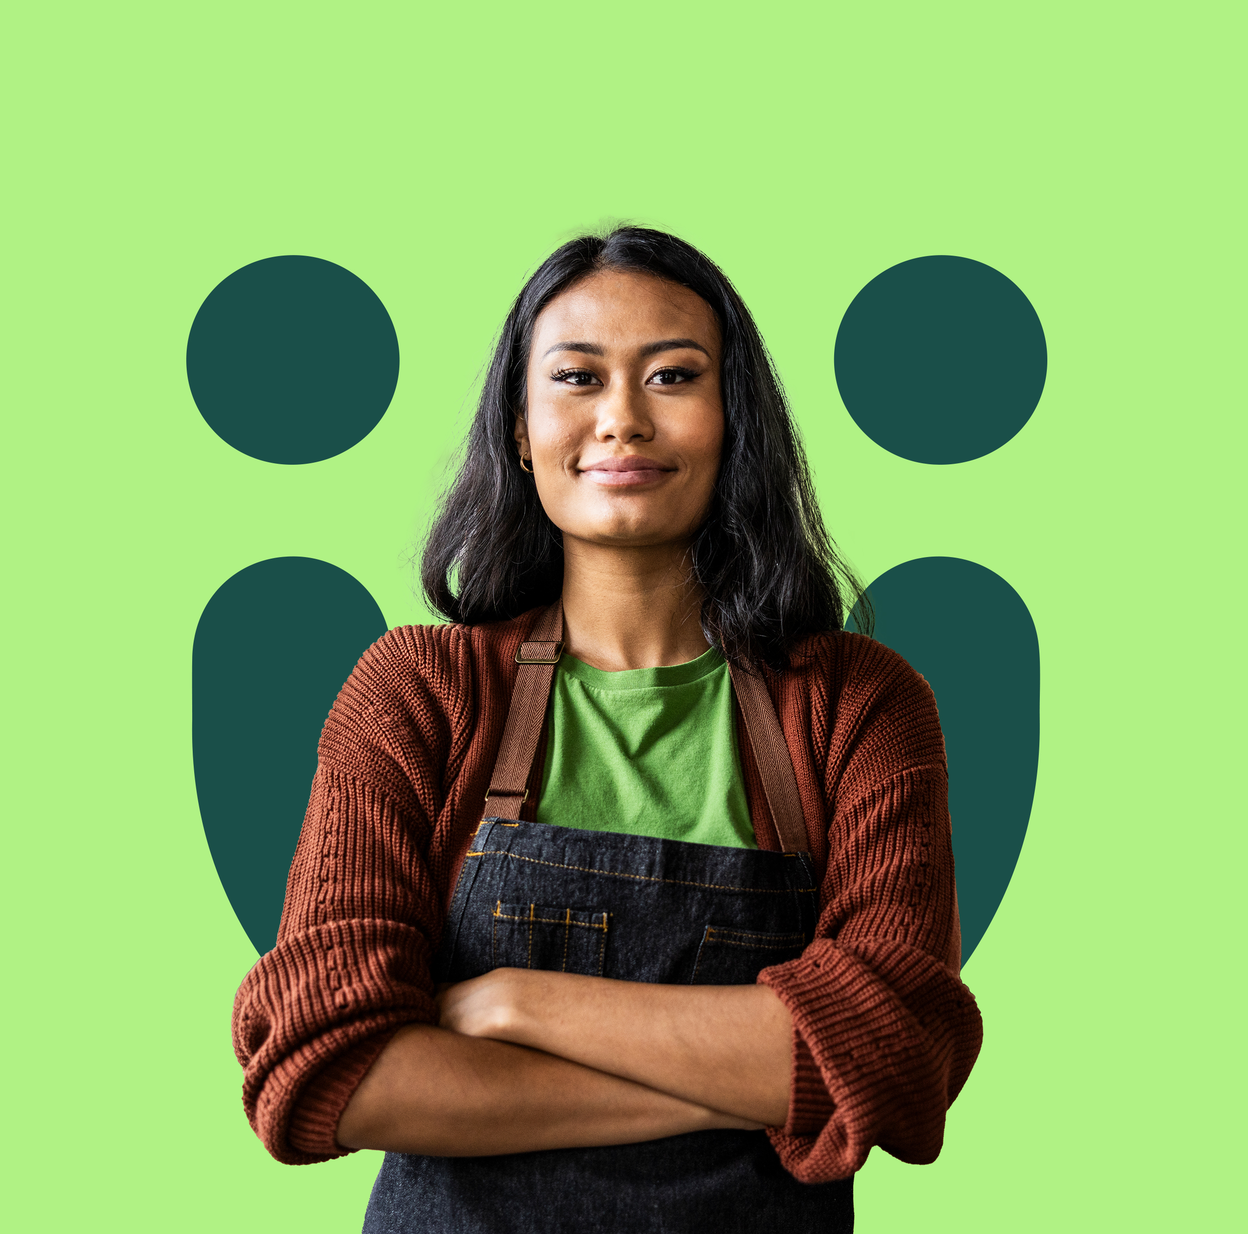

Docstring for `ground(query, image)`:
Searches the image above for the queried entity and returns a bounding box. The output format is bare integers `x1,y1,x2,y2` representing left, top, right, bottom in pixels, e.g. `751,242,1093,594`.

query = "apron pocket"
690,926,807,985
490,901,611,976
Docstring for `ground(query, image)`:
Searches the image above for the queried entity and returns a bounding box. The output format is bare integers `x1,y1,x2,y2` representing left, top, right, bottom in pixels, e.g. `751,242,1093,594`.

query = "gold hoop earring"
519,455,534,474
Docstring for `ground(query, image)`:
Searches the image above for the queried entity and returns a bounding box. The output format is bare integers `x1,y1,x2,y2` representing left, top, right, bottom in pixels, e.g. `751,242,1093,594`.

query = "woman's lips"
579,457,676,487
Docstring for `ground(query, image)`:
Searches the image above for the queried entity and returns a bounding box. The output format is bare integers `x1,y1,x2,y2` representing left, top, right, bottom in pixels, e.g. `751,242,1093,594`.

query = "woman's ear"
513,414,531,457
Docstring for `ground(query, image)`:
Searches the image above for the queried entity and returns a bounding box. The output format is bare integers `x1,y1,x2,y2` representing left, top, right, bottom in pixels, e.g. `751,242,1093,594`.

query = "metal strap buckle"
515,640,564,665
484,787,529,803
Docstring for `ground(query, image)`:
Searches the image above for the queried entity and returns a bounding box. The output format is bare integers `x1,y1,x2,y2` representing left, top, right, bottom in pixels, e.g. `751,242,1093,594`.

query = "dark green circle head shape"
834,255,1046,464
186,255,400,464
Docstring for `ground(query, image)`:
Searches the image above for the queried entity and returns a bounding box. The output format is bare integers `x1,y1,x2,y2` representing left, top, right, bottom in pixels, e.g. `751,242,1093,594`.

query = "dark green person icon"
838,254,1045,961
188,256,397,951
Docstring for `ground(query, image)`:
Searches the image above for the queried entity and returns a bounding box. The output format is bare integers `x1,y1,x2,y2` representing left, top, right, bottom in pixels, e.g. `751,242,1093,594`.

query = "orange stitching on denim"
707,938,806,949
492,911,608,929
467,850,813,894
693,926,805,980
490,904,610,972
446,847,479,913
705,928,805,944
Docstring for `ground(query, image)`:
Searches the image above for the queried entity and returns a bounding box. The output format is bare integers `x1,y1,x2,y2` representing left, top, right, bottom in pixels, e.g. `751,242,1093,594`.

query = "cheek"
524,396,580,459
529,422,579,468
684,400,725,474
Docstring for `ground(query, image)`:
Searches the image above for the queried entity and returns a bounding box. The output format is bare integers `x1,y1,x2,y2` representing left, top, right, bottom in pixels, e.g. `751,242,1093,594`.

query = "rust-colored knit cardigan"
232,609,982,1182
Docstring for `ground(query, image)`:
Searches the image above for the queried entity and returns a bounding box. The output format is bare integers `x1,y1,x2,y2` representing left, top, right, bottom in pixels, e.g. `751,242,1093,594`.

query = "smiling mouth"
579,457,676,487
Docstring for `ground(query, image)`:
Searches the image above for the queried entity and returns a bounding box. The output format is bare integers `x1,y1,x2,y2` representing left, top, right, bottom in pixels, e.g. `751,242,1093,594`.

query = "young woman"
233,227,982,1233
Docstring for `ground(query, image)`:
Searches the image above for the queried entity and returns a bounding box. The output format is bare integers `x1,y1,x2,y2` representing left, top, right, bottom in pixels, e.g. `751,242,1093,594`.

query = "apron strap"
484,602,565,819
484,603,809,853
727,663,809,853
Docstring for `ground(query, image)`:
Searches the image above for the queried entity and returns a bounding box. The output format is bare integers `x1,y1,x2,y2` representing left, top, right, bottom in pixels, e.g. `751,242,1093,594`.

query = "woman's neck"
560,539,709,672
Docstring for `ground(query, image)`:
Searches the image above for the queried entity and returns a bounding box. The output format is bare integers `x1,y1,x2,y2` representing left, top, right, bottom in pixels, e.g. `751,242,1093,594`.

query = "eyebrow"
541,337,712,360
542,341,604,358
640,337,712,359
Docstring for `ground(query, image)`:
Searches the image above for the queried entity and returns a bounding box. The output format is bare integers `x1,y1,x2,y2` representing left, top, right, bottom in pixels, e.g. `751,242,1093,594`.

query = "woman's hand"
436,970,793,1128
436,969,524,1040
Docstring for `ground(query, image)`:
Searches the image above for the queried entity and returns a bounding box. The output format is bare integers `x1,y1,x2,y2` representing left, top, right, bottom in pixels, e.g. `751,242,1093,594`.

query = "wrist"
514,969,557,1044
488,967,541,1043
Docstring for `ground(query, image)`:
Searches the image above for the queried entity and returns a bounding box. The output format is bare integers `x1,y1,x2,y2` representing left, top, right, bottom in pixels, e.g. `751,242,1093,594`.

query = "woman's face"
517,269,724,555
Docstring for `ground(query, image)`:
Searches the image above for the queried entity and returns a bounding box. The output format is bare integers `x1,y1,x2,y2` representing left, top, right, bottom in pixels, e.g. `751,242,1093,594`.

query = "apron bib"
361,818,854,1234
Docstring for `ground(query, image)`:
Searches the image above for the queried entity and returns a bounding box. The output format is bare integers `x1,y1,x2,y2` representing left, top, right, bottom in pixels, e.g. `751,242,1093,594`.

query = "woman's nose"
594,375,654,443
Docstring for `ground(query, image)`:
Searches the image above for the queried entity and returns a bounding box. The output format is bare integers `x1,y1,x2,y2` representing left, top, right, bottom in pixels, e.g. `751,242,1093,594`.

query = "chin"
581,521,694,548
558,497,707,550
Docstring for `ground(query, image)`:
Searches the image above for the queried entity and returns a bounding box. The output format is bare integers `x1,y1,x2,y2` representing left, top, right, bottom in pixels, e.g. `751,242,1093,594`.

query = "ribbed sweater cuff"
288,1031,397,1158
783,1024,837,1136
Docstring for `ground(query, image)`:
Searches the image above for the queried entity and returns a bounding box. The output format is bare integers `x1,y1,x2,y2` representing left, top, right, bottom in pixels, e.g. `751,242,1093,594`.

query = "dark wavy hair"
421,226,868,669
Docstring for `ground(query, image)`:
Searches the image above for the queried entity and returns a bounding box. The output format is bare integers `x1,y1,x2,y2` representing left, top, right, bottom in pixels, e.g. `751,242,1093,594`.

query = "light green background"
3,2,1241,1229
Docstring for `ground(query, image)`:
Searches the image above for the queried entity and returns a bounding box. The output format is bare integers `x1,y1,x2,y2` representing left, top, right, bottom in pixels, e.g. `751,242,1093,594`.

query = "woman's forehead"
532,270,719,355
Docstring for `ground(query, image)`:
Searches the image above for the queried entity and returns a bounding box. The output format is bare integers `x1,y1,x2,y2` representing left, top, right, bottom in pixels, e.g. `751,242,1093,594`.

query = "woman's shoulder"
353,611,536,699
784,630,945,774
785,629,931,700
318,612,536,779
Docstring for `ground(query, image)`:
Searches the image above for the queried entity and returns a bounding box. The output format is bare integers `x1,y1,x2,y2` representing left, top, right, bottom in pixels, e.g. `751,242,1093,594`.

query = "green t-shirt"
534,647,756,849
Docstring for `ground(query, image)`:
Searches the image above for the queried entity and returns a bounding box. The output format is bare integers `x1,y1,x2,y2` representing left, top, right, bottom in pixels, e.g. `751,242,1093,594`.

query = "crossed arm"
336,970,794,1156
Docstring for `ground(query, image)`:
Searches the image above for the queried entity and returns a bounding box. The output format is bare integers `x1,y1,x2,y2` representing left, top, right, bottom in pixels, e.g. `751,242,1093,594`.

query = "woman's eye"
649,366,699,386
551,368,601,387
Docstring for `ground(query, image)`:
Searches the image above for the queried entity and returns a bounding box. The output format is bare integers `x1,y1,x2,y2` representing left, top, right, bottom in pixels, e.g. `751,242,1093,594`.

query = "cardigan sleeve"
231,627,466,1164
757,637,983,1182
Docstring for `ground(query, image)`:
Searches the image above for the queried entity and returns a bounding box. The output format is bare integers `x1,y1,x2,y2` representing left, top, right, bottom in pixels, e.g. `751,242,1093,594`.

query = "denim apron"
362,817,854,1233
